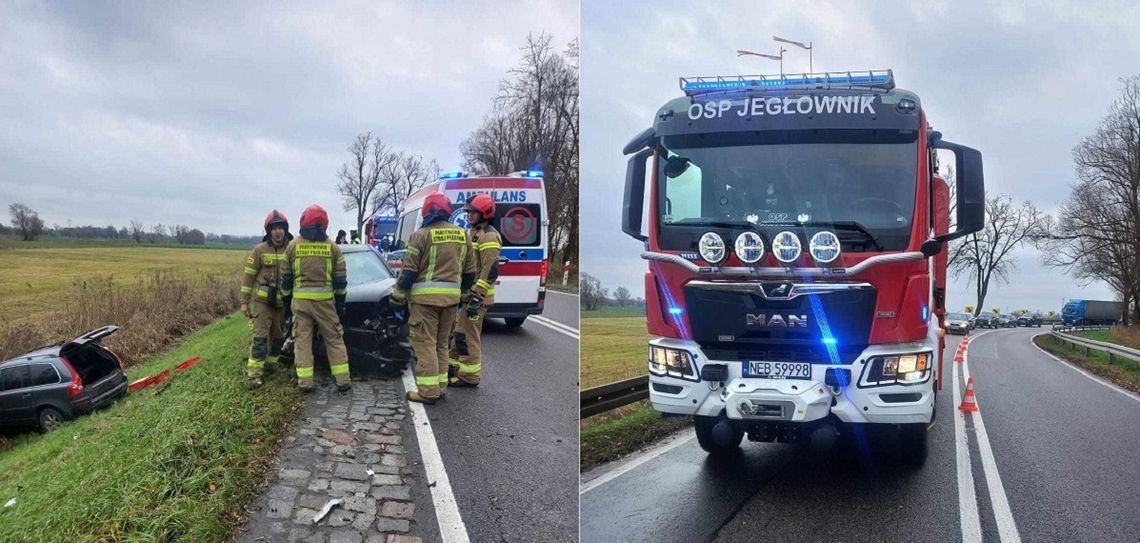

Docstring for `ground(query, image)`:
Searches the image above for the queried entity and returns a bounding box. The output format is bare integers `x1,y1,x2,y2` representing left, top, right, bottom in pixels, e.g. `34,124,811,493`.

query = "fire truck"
620,70,985,464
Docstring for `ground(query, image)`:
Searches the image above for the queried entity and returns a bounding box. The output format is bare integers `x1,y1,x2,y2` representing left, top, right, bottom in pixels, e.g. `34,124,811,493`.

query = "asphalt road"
580,327,1140,543
417,289,580,542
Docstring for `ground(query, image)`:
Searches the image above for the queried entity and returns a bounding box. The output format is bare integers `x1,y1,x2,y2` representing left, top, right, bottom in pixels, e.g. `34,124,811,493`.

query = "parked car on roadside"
944,312,973,335
1017,313,1043,327
0,326,128,433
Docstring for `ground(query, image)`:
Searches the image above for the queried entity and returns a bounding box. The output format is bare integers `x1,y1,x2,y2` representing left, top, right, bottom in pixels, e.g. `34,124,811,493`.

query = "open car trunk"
60,325,122,386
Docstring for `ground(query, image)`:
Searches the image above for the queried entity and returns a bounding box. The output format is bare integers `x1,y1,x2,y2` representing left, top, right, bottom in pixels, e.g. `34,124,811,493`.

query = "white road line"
1028,333,1140,404
953,352,983,543
401,371,470,543
528,315,580,339
579,431,695,494
963,338,1022,543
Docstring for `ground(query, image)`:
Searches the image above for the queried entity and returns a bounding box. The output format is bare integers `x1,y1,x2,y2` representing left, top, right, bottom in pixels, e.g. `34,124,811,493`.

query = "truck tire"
38,407,65,433
694,414,743,456
504,317,527,327
899,423,928,466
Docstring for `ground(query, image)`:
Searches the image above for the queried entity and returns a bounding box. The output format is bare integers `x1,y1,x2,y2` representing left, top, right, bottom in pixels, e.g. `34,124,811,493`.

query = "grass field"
1075,326,1140,352
580,304,692,469
0,314,302,542
2,244,244,326
1034,333,1140,394
580,306,648,389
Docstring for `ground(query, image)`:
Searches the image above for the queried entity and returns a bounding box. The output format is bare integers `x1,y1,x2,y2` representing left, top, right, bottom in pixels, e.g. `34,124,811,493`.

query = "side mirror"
623,149,653,241
931,136,985,243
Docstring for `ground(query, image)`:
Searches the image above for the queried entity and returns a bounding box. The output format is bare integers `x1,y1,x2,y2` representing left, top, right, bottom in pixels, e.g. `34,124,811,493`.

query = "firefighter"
449,193,500,387
390,192,476,404
282,204,352,393
241,210,293,389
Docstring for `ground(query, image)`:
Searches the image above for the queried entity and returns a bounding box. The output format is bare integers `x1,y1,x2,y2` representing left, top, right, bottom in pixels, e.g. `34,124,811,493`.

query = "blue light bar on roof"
440,171,468,179
522,170,544,178
680,70,894,96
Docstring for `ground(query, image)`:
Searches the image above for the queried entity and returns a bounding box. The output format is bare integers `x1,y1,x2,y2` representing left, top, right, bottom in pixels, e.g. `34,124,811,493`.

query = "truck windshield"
657,130,919,250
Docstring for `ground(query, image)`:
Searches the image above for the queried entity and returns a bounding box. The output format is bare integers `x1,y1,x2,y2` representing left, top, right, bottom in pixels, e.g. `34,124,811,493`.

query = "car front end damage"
279,281,413,379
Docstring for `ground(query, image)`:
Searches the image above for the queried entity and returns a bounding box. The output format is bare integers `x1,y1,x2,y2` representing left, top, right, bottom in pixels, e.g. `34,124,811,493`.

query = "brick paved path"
239,380,438,543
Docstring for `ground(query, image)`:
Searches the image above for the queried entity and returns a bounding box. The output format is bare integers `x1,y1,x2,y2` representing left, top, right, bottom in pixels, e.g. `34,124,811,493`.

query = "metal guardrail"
580,375,649,418
1051,324,1111,333
1049,330,1140,364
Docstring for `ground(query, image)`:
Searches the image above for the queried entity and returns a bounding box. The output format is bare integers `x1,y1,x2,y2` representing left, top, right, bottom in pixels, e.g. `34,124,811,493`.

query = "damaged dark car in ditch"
278,244,413,379
0,325,129,433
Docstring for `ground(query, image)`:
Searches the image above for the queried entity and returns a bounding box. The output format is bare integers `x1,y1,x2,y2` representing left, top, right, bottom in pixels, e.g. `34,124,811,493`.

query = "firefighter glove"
466,294,483,320
389,289,408,308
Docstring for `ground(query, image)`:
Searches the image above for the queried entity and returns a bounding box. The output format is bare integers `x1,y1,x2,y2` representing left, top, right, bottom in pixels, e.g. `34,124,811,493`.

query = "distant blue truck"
1060,299,1123,326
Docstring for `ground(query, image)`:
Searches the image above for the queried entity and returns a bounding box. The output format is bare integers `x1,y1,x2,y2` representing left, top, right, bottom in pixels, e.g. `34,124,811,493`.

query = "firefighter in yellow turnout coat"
449,193,501,387
391,192,476,404
282,204,352,393
241,210,293,388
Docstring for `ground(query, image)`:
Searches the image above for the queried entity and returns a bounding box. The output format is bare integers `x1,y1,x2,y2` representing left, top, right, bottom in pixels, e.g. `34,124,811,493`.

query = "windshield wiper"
769,220,885,251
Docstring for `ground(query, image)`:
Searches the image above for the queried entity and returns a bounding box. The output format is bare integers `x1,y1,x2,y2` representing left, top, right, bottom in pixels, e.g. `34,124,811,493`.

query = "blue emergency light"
440,171,468,179
522,170,544,178
680,70,894,96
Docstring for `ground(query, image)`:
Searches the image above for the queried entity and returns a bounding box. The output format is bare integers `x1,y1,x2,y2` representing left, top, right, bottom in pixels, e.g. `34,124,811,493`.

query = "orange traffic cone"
955,345,965,363
959,377,979,412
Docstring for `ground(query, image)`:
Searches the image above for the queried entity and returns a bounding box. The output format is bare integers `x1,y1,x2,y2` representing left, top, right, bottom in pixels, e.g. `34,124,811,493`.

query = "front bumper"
647,337,937,425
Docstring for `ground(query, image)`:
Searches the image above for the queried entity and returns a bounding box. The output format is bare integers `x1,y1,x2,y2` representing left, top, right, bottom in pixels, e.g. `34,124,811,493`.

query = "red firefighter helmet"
263,209,289,232
463,193,496,219
422,192,452,218
299,204,329,230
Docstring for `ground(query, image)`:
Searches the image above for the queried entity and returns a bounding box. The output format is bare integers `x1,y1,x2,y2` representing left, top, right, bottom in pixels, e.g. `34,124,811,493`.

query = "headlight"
734,231,765,264
809,231,841,263
863,352,932,386
648,345,698,381
772,231,802,263
698,232,726,264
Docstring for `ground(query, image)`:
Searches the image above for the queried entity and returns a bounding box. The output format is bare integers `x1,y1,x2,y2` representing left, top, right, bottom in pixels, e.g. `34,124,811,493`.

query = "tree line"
5,203,258,246
580,273,644,311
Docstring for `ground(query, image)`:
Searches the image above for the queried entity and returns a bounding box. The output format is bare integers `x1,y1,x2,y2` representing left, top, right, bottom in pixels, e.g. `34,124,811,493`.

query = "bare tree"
614,286,632,307
461,34,579,264
580,273,608,311
129,219,144,243
950,195,1045,317
371,152,438,216
8,203,45,241
1040,75,1140,324
150,223,166,243
337,132,398,235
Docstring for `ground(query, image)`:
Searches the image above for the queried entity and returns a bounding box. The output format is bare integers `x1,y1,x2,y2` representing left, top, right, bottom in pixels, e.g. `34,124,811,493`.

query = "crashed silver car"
279,245,413,379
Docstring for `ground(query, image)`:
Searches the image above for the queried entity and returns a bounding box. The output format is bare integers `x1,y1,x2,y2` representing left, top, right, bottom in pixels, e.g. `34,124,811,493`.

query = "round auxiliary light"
809,231,841,264
772,231,802,264
698,232,726,264
734,231,765,264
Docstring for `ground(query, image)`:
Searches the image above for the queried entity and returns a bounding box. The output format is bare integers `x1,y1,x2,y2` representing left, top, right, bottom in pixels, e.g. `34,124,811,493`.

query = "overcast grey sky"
581,0,1139,315
0,1,577,238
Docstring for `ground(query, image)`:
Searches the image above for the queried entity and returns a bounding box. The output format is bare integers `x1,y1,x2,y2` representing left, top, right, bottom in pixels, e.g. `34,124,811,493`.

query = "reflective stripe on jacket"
241,241,288,306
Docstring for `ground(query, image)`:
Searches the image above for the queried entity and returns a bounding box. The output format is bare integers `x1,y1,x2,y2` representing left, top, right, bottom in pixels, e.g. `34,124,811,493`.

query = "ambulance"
392,170,549,326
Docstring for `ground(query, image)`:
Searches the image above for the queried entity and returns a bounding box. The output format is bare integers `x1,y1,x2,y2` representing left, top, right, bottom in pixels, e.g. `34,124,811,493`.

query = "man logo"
763,282,794,298
745,314,808,327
